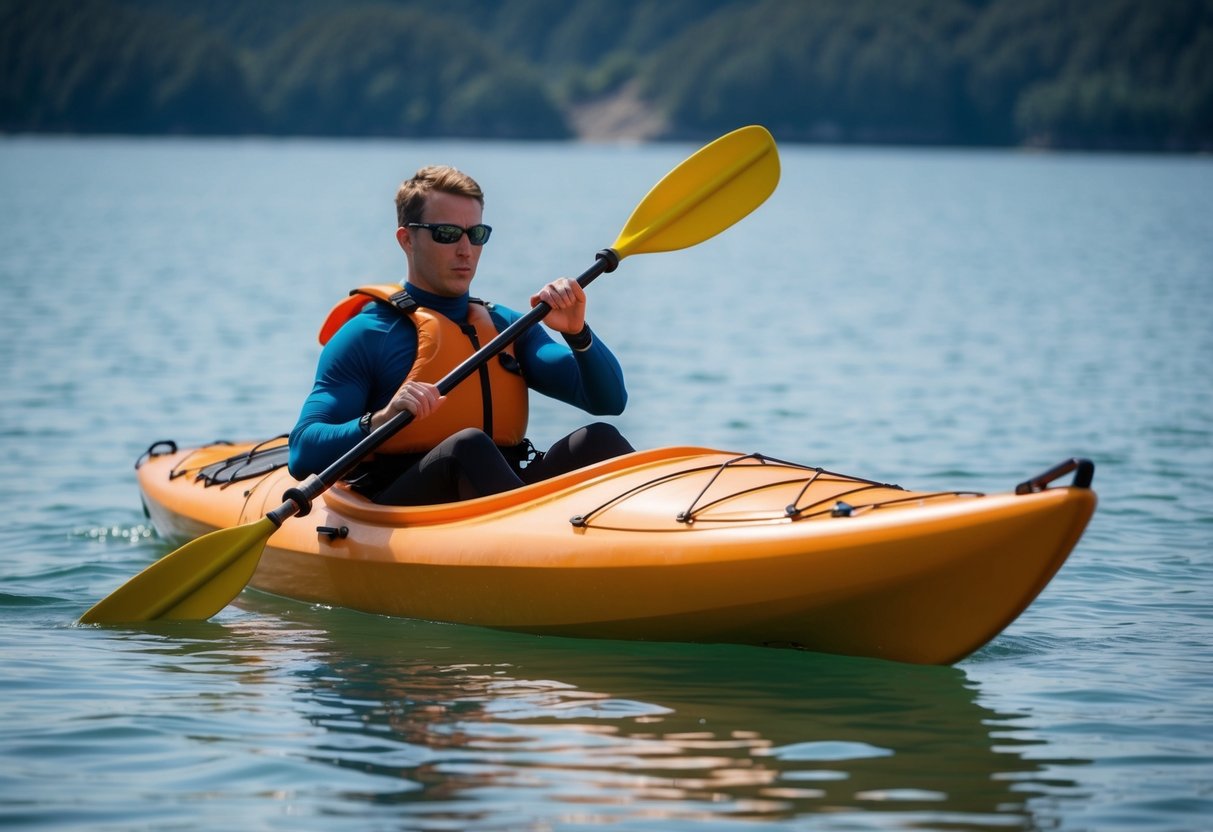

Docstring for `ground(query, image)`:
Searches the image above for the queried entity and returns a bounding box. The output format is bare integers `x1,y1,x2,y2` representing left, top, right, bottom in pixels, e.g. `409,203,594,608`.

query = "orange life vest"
318,285,529,453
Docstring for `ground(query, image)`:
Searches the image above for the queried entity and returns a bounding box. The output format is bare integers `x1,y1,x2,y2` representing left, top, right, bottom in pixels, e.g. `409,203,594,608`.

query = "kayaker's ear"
396,226,412,255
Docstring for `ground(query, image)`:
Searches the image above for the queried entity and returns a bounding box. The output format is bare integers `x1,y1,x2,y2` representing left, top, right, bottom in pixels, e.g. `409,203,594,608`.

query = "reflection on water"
95,594,1084,830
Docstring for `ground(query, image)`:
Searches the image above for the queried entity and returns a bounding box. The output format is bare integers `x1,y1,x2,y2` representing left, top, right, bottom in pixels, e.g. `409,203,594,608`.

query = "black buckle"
387,290,417,312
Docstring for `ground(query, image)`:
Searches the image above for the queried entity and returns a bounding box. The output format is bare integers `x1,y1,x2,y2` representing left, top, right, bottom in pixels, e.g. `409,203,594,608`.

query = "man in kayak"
288,165,633,505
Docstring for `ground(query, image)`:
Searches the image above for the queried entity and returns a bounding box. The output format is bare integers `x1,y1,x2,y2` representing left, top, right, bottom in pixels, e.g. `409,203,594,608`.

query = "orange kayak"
135,438,1096,664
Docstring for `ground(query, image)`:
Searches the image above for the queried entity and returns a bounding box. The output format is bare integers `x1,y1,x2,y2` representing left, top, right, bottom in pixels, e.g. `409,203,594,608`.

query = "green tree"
253,6,569,138
641,0,971,143
1010,0,1213,149
1,0,257,133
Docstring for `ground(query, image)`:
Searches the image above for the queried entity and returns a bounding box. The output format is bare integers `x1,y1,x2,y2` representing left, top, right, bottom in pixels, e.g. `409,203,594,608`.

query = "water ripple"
2,138,1210,831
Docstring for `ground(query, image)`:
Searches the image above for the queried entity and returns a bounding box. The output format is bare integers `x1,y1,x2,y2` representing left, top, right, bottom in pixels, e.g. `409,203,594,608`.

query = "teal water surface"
1,137,1211,830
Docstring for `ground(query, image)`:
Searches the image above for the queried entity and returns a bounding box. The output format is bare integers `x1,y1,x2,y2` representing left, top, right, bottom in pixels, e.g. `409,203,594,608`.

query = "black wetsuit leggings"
371,422,634,506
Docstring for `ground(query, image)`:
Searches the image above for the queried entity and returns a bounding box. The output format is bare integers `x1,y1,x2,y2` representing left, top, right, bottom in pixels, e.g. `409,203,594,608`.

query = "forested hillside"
2,0,1210,150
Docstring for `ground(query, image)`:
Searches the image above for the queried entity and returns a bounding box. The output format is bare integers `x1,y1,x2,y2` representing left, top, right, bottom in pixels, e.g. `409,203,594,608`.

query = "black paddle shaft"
270,248,621,524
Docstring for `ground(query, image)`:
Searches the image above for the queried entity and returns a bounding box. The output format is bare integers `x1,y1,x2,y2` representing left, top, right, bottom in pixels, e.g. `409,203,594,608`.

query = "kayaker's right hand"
373,380,444,430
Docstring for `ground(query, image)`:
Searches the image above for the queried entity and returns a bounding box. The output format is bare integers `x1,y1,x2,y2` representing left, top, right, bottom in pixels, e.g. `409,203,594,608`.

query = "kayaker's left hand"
531,277,586,335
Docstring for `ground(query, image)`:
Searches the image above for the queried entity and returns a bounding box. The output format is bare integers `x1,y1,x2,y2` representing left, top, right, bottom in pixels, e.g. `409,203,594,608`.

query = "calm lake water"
1,136,1210,831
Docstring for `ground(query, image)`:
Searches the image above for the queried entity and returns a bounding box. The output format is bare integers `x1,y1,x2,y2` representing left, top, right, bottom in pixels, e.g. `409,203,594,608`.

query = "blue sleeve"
288,310,417,478
491,305,628,415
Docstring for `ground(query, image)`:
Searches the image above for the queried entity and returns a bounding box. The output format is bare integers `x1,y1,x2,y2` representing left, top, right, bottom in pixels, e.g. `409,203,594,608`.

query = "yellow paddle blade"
79,517,276,624
612,125,780,258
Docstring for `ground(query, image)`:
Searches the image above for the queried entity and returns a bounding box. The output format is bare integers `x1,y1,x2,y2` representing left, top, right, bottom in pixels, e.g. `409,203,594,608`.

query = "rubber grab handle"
1015,458,1095,494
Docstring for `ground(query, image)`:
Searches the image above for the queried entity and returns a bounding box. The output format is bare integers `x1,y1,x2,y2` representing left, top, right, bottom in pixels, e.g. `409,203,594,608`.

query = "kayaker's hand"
374,380,444,429
531,277,586,335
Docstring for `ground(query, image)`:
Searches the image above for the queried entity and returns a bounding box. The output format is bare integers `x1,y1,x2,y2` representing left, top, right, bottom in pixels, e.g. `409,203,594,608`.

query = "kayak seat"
325,446,724,526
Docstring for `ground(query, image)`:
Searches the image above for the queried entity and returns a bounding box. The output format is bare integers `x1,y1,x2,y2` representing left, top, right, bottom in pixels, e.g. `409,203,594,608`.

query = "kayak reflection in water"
287,165,633,505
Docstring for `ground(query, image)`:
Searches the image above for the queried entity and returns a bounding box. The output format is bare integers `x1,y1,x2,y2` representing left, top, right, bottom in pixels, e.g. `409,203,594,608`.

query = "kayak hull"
137,441,1096,664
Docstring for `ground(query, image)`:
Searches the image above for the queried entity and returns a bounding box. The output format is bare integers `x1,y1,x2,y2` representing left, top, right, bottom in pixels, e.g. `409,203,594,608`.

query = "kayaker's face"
397,191,484,297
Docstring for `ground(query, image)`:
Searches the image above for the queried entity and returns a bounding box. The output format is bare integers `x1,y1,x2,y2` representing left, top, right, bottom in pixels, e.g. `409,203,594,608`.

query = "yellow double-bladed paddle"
80,124,781,625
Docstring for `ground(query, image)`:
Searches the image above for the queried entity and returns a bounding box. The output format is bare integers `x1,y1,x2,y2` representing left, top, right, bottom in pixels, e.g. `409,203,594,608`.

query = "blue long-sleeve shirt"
288,282,627,478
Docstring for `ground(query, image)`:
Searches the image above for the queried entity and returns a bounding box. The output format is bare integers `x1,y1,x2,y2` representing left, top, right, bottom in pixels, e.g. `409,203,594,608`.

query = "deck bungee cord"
569,452,983,529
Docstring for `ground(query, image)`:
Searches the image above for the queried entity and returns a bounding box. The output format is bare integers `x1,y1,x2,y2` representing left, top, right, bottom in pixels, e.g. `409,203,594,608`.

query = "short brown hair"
395,165,484,228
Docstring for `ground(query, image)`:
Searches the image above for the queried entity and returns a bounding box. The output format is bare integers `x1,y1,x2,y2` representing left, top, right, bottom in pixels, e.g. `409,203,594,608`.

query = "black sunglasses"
407,222,492,245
